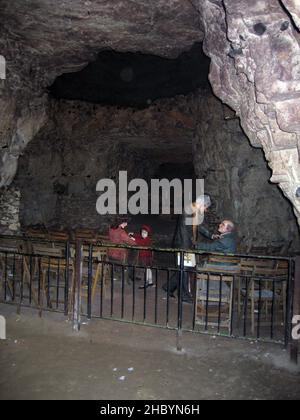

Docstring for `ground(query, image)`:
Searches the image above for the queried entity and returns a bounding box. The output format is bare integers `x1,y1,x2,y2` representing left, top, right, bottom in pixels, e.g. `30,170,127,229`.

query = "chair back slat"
32,244,63,258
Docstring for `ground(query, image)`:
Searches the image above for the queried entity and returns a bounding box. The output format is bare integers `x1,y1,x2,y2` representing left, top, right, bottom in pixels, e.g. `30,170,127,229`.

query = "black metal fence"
0,235,297,350
78,243,294,346
0,238,71,317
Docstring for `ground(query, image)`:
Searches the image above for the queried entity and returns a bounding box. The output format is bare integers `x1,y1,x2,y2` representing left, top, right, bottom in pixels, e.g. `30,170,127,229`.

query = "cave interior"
1,0,300,255
1,1,300,399
5,44,299,255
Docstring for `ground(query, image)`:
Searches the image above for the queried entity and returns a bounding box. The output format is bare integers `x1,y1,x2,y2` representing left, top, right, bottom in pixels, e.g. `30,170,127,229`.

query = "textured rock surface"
0,0,300,237
0,0,202,67
13,96,196,231
193,95,300,253
12,91,300,253
282,0,300,29
0,187,21,235
0,0,203,101
49,95,196,162
0,94,47,187
0,0,203,190
200,0,300,226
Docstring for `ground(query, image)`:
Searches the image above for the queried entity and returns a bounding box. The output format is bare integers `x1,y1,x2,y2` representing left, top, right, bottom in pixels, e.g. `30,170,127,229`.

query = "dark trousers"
108,257,130,283
165,271,191,299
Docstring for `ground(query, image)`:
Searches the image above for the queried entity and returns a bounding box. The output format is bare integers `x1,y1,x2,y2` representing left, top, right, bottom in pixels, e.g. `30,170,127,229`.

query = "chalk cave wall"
13,119,154,233
0,187,21,235
11,90,300,253
12,95,196,233
193,95,300,253
200,0,300,227
0,0,300,244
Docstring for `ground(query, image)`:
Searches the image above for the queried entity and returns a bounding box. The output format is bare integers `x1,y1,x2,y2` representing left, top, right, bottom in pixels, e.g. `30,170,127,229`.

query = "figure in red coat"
134,225,154,289
107,220,136,283
108,221,135,263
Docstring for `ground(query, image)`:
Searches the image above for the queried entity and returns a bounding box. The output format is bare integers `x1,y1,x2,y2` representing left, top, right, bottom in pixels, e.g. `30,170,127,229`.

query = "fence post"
87,244,93,320
64,242,70,316
290,257,300,364
72,240,82,332
176,251,184,352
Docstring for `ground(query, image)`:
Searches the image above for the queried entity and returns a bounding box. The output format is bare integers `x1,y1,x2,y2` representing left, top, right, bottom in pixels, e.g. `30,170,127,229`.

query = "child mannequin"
133,225,154,289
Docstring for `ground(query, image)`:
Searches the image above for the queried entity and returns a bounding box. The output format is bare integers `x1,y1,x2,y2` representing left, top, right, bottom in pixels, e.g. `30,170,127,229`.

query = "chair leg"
265,301,268,320
42,267,53,310
68,263,75,313
0,258,4,299
23,258,39,307
103,264,111,299
282,282,287,326
39,270,46,317
229,281,234,335
237,277,241,317
91,264,100,304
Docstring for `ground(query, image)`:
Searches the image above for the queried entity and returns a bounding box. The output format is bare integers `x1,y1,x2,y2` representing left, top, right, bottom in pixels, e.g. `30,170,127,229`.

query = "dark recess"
48,43,211,108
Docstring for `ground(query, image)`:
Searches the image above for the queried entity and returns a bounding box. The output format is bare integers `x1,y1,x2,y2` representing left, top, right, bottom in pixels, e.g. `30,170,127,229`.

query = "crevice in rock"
279,0,300,33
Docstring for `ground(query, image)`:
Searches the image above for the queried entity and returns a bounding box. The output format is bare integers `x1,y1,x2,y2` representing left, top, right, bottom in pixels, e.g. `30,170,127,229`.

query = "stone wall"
201,0,300,228
1,0,300,237
12,92,300,254
0,0,203,191
12,96,196,234
193,95,300,254
14,127,155,233
0,187,21,235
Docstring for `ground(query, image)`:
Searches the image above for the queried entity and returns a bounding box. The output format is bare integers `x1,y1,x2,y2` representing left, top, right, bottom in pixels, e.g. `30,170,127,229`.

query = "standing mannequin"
165,195,212,303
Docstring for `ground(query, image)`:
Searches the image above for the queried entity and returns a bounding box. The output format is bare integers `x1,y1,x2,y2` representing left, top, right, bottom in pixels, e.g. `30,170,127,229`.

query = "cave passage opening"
48,43,211,108
13,43,210,247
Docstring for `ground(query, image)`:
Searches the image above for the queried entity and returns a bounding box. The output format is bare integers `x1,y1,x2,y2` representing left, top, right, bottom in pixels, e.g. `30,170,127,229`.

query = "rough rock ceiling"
0,0,204,188
0,0,204,89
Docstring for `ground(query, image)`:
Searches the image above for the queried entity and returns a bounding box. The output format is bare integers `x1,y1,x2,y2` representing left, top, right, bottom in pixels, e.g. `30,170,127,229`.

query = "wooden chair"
68,243,110,313
249,246,268,256
269,245,284,256
0,238,43,307
73,228,98,243
0,237,72,311
73,231,111,287
80,246,110,305
46,230,69,243
23,226,49,240
0,238,20,300
31,243,74,312
195,257,241,333
240,259,288,334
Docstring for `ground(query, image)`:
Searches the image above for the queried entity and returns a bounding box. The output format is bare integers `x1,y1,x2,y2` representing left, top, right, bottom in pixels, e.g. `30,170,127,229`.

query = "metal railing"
78,243,294,345
0,236,71,317
0,234,298,358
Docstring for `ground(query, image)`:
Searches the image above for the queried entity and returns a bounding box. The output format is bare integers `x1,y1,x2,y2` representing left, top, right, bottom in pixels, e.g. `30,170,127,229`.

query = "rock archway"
0,0,299,231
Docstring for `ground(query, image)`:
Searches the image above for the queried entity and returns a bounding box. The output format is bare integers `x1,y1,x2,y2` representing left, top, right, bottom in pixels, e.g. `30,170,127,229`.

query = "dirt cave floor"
0,304,299,400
